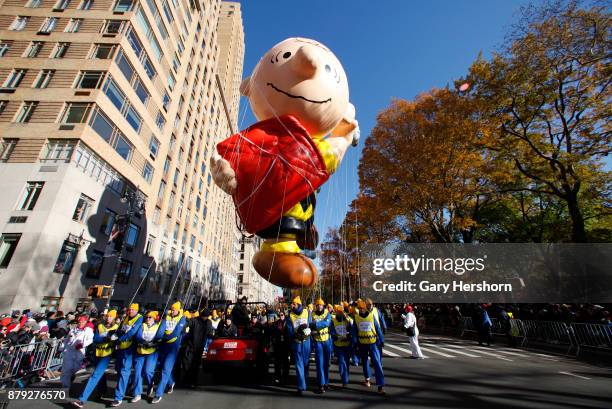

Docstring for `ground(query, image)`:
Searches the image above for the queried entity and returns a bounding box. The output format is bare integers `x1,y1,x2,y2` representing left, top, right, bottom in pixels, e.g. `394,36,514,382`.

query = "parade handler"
72,310,118,407
310,298,332,393
353,300,385,395
111,304,142,406
132,311,163,402
286,296,312,395
152,302,187,404
330,305,353,387
211,37,359,289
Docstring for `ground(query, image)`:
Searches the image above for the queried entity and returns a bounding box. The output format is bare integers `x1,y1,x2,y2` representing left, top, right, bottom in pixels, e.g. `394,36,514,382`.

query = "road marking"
382,348,400,357
446,344,513,361
418,346,456,358
495,348,559,361
386,342,429,358
428,344,481,357
559,371,591,380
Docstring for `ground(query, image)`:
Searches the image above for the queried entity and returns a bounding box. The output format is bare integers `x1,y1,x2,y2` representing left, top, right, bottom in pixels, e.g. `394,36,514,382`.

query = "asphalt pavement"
7,331,612,409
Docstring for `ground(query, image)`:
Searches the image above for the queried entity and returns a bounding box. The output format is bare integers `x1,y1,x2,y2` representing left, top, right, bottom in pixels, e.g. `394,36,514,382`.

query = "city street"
10,331,612,409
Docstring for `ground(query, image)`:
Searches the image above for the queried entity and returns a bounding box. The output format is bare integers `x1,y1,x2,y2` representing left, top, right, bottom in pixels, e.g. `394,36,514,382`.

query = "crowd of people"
0,300,609,406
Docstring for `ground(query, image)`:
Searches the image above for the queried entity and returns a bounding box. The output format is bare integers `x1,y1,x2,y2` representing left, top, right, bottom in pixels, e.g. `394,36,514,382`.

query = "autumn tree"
468,0,611,242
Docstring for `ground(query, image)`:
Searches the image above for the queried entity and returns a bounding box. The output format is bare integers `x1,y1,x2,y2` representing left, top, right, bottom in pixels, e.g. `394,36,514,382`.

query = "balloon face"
243,37,350,138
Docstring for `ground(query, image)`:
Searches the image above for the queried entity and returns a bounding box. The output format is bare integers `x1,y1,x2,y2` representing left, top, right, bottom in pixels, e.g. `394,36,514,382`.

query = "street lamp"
104,187,146,309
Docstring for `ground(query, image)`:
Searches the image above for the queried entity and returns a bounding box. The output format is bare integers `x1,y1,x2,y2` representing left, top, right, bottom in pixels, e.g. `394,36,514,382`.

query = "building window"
2,69,26,88
89,108,133,161
142,161,154,183
65,19,82,33
148,137,159,158
25,41,43,58
0,233,21,268
61,102,92,123
125,223,140,249
0,43,9,57
33,69,54,89
0,139,18,162
132,77,149,104
155,112,165,130
102,20,126,34
54,0,71,11
114,0,134,12
91,44,116,59
15,101,37,123
86,250,104,278
100,208,117,236
125,28,156,79
75,71,105,89
157,180,166,200
40,139,75,162
26,0,42,7
72,194,94,222
78,0,93,10
116,260,132,284
51,42,69,58
152,206,161,224
53,241,77,274
10,17,29,31
17,181,44,210
145,234,155,256
40,17,58,34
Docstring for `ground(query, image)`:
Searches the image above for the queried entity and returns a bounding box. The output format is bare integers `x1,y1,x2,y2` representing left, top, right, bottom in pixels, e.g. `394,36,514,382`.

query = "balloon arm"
326,123,359,167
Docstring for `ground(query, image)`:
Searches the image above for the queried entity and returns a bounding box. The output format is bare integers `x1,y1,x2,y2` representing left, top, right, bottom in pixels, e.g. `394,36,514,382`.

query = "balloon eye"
283,51,291,59
325,64,331,73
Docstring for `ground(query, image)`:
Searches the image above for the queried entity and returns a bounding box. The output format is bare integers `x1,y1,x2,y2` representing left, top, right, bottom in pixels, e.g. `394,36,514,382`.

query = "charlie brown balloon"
211,37,359,289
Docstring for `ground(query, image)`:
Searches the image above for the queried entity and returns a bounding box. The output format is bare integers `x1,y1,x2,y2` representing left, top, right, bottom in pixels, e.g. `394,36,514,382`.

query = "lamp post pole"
105,188,146,310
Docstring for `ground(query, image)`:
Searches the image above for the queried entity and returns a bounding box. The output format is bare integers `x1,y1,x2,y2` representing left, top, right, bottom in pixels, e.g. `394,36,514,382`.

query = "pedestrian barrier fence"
459,317,612,356
0,339,63,386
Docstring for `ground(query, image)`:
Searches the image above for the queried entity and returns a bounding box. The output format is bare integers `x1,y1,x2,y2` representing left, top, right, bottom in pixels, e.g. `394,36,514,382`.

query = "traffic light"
87,285,112,299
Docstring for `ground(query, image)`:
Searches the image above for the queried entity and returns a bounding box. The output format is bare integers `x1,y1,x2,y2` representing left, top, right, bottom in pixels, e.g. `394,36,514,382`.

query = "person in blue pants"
286,296,311,396
72,310,119,408
352,300,385,395
330,305,353,388
111,304,143,407
132,311,164,403
152,301,187,404
310,298,332,393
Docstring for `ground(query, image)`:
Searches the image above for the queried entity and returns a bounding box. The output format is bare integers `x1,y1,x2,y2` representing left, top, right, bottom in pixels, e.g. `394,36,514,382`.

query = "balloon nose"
290,45,319,79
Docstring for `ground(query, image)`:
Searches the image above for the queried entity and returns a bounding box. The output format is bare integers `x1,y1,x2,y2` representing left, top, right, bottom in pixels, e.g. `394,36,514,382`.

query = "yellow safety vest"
137,322,160,355
96,323,119,357
355,312,377,345
118,314,142,350
164,312,184,343
331,316,352,347
289,309,309,343
312,310,330,342
209,317,221,330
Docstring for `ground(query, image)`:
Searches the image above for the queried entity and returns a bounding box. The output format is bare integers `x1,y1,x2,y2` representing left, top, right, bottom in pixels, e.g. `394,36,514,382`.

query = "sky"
234,0,532,240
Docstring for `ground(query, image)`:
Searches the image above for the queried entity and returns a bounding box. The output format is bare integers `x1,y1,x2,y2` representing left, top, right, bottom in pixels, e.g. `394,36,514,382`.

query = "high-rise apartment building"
0,0,245,311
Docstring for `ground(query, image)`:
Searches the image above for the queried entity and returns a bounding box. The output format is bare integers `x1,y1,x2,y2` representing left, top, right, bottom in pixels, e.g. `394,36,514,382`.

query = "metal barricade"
513,320,575,354
0,339,63,385
570,323,612,356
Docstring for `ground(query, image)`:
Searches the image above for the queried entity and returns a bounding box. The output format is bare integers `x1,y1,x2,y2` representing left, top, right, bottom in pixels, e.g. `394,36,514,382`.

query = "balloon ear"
240,76,251,97
331,103,357,138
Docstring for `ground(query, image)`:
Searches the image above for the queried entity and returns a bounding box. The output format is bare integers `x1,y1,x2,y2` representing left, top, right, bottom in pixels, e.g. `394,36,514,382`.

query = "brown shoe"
253,251,317,288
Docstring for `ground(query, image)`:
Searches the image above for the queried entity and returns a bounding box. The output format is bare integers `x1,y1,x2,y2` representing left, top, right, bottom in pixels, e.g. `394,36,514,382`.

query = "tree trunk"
566,193,588,243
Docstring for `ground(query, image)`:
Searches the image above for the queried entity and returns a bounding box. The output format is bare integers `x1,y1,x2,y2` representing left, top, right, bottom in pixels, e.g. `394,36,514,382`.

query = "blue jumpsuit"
287,306,311,392
133,320,164,397
330,316,352,385
154,313,186,399
311,309,332,388
114,315,143,401
78,322,118,402
352,312,385,386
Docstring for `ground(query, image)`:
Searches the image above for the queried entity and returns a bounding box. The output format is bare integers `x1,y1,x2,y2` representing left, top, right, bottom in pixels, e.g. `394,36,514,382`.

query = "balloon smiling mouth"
267,83,331,104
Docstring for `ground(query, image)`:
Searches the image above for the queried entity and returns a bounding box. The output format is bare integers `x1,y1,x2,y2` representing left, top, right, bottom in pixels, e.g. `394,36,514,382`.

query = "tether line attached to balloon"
127,259,155,308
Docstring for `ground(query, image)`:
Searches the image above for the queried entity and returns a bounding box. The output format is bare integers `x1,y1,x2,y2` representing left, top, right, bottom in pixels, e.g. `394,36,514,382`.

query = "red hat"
77,315,89,323
405,305,413,313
